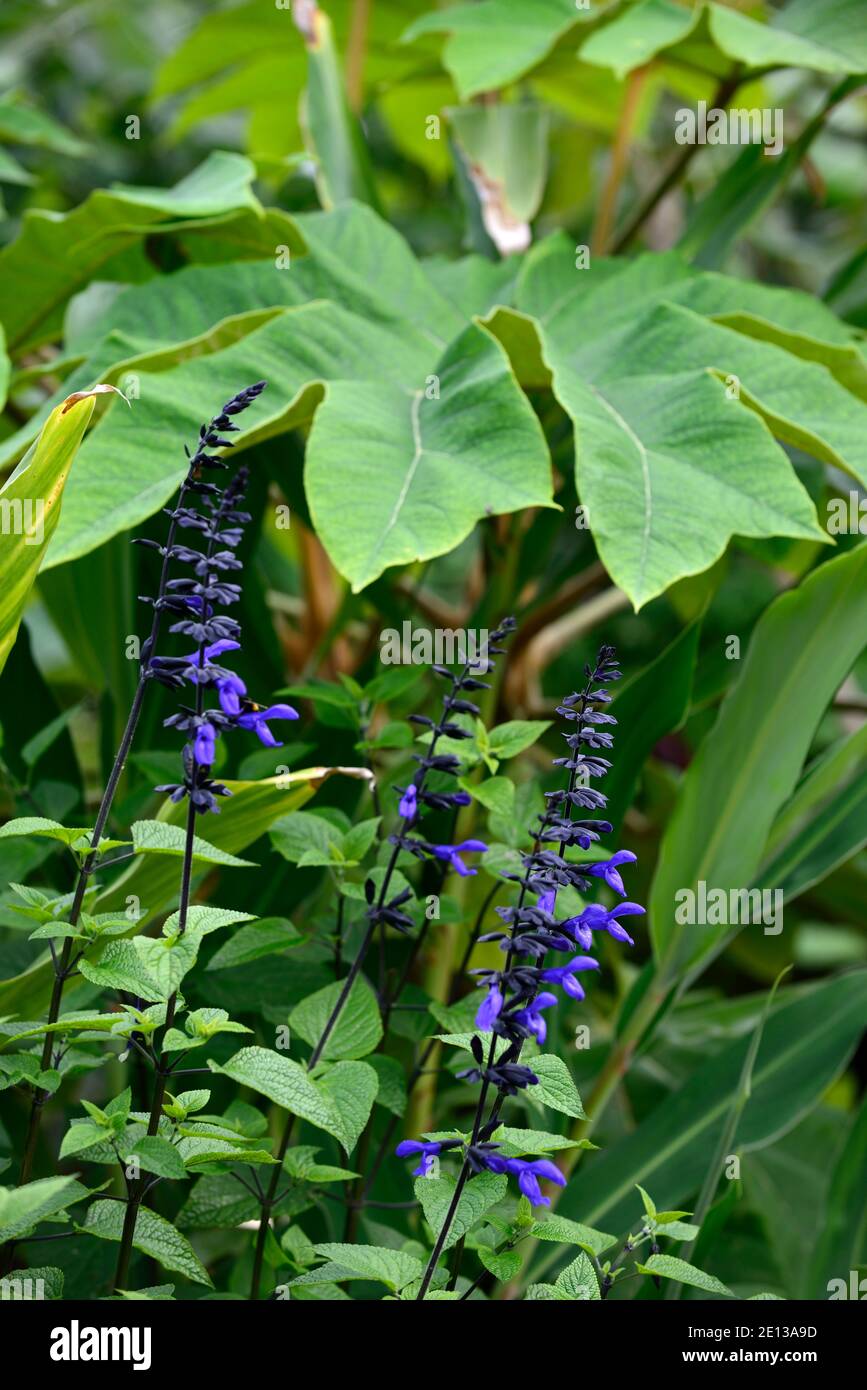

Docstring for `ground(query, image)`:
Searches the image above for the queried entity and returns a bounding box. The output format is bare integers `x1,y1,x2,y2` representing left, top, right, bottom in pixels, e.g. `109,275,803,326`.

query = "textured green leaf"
78,941,165,1002
530,1054,586,1119
316,1061,379,1154
525,1281,572,1300
130,820,256,867
79,1199,213,1286
312,1242,424,1292
161,906,256,941
636,1253,732,1297
0,152,262,350
555,1250,600,1299
0,1265,64,1300
493,1126,584,1157
176,1173,259,1231
0,1175,86,1242
478,1246,522,1282
212,1046,332,1125
414,1171,507,1252
531,1213,616,1256
210,1047,377,1154
133,932,199,1000
205,918,301,971
368,1055,408,1117
290,976,382,1061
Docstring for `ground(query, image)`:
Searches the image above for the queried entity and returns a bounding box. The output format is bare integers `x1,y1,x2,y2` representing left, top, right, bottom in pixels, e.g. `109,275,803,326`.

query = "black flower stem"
112,701,201,1294
249,657,479,1298
16,469,200,1189
359,878,503,1202
418,676,593,1299
416,1074,493,1300
112,479,235,1292
112,795,197,1293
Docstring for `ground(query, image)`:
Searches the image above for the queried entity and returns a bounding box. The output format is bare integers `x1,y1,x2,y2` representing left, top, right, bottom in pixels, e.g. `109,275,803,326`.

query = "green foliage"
0,0,864,1312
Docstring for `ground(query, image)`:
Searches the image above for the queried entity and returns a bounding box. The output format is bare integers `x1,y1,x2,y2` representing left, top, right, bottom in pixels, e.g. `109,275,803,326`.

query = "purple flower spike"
537,889,557,915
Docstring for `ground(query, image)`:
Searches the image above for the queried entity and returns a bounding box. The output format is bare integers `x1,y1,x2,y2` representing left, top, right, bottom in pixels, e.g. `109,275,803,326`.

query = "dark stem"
360,878,503,1201
416,1077,492,1299
16,462,200,1188
113,798,197,1293
248,653,482,1297
418,671,595,1297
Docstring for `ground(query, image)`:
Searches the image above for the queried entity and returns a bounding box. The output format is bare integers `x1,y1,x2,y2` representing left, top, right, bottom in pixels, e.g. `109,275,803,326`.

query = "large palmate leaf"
0,152,268,352
305,320,552,590
533,970,867,1277
499,239,867,606
7,203,551,589
0,388,117,676
7,203,865,609
649,544,867,979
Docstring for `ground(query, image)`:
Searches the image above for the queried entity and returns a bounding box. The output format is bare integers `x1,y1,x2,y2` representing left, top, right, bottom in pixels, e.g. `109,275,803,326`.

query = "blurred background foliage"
0,0,866,1300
